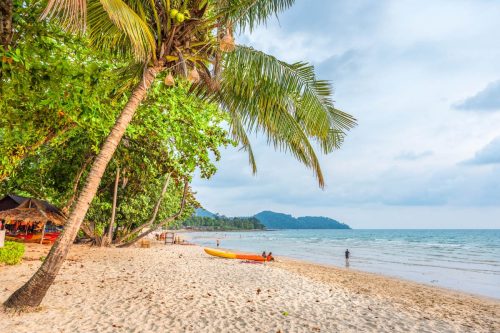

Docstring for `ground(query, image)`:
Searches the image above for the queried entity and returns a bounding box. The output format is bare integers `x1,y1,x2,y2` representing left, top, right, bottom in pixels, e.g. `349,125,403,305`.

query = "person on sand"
267,252,274,262
345,249,350,267
262,251,267,259
216,239,220,248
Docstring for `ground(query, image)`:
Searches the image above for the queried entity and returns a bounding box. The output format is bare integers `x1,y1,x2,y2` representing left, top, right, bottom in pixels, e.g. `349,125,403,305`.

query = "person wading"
345,249,350,267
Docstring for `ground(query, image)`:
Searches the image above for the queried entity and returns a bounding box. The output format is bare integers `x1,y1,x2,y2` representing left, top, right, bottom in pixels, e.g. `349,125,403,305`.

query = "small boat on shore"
204,248,273,262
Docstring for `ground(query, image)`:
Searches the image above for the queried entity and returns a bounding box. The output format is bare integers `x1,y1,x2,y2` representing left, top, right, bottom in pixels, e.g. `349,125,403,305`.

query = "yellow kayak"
204,248,273,262
204,248,237,259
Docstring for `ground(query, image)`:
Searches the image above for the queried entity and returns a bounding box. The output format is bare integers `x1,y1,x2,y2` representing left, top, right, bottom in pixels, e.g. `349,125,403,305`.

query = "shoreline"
1,242,498,332
276,256,500,324
182,229,499,299
277,255,500,303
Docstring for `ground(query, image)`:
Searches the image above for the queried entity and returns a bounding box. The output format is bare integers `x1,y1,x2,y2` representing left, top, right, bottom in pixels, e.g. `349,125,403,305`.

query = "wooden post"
40,222,47,244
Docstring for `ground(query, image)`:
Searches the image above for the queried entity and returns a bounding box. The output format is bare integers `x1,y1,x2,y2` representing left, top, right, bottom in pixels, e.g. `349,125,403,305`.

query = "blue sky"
192,0,500,229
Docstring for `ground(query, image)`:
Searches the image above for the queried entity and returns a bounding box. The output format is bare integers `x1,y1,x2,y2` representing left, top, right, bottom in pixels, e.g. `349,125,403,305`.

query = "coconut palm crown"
44,0,356,187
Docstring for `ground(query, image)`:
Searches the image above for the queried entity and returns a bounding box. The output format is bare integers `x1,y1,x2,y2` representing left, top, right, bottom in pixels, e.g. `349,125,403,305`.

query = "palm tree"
4,0,356,308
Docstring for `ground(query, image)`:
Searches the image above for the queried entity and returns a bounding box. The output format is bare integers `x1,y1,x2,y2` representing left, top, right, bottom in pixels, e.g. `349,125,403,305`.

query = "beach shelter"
0,194,27,211
0,196,65,244
0,194,63,215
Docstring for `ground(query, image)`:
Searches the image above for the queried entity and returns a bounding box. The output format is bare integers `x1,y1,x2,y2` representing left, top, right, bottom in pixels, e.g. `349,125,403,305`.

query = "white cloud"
454,81,500,112
193,0,500,229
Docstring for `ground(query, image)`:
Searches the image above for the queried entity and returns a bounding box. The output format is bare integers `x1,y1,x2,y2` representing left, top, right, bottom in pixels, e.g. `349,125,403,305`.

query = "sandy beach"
1,243,499,333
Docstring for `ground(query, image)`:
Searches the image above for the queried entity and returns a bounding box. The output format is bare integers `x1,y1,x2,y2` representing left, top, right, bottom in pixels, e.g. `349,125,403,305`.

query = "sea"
185,229,500,299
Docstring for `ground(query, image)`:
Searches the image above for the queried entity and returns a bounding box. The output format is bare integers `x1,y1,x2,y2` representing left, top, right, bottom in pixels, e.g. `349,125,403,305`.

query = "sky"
192,0,500,229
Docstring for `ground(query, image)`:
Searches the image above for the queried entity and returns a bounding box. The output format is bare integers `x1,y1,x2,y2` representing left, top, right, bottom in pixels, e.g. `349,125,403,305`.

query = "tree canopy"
0,1,231,245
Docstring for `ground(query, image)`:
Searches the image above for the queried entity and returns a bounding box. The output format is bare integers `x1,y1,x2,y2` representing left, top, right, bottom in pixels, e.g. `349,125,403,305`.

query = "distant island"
254,211,350,229
181,210,265,231
185,209,351,230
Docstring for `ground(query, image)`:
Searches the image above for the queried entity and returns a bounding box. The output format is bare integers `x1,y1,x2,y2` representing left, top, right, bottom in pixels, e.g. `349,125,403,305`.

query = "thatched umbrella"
0,198,65,243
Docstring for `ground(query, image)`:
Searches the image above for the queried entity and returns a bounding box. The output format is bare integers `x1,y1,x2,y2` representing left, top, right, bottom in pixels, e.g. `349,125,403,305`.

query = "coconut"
175,13,185,23
187,68,200,83
169,9,178,19
220,34,235,52
164,73,175,86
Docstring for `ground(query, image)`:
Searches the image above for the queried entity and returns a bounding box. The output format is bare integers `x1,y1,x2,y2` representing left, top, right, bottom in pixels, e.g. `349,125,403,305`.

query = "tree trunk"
0,0,13,49
118,180,188,248
116,173,171,243
3,65,161,309
79,221,95,239
103,166,120,246
63,155,93,214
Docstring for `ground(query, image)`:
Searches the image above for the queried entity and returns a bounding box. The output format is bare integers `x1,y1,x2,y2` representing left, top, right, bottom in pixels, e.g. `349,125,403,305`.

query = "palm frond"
217,86,326,187
226,107,257,174
221,46,355,139
215,0,295,32
88,1,132,58
319,128,345,154
328,107,357,132
88,0,156,62
42,0,87,32
200,46,356,187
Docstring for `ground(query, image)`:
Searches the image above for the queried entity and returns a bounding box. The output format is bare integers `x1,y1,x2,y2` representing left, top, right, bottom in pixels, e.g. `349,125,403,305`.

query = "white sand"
1,244,498,332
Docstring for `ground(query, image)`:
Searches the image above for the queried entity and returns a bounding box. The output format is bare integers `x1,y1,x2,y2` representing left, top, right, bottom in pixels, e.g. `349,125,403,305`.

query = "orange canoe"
235,254,268,262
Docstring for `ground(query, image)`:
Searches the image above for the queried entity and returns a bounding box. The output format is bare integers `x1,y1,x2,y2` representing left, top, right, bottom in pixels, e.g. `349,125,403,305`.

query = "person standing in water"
216,239,220,248
345,249,350,267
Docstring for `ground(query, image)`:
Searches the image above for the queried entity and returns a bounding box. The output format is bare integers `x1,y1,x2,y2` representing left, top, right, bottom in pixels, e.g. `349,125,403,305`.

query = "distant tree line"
181,216,265,231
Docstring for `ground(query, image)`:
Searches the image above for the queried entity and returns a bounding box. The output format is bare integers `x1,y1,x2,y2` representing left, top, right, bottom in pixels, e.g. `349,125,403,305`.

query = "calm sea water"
185,229,500,299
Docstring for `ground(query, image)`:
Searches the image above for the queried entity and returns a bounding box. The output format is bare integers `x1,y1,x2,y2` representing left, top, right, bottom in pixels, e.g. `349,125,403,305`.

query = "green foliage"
83,80,231,239
0,241,25,265
0,0,129,189
0,1,231,244
181,216,265,231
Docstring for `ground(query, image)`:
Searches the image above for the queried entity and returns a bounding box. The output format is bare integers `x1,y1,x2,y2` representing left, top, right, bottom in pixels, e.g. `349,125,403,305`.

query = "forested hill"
254,211,351,229
193,209,350,230
181,216,265,231
195,208,216,218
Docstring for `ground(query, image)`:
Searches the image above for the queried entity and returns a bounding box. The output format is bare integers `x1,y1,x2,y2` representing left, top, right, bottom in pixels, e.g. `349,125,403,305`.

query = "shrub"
0,241,26,265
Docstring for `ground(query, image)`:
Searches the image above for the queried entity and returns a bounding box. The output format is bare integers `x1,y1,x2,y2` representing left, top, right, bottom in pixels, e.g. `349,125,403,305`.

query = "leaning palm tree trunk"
4,66,161,308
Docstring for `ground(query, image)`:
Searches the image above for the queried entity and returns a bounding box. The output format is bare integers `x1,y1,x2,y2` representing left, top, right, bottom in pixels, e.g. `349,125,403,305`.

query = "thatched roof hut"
0,194,63,215
0,197,65,225
0,194,26,211
0,195,66,243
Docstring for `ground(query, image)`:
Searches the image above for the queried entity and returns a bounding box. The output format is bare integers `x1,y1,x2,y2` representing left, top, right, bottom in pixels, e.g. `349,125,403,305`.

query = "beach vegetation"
0,241,25,265
3,0,355,308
